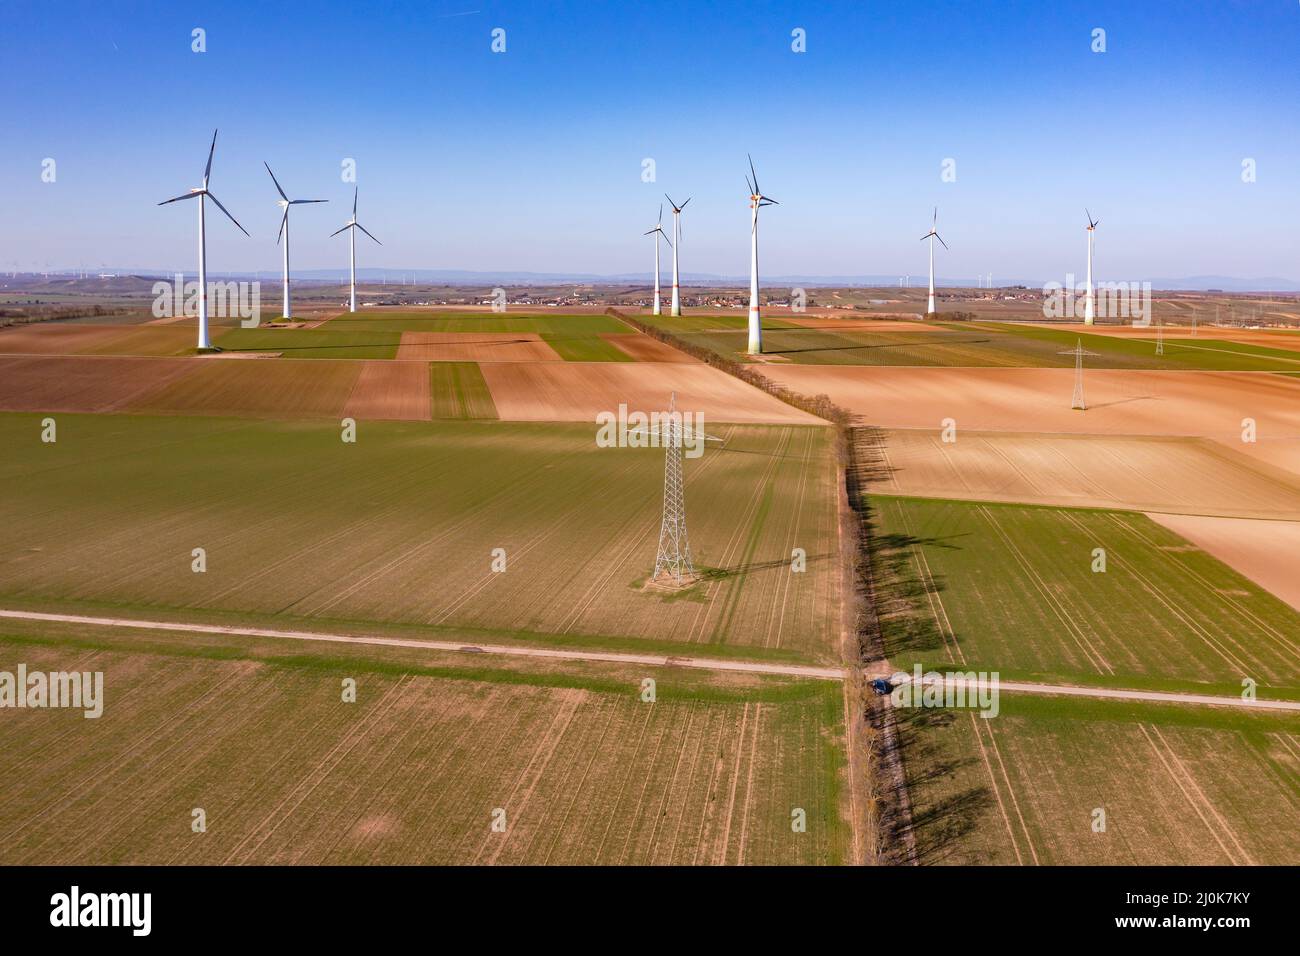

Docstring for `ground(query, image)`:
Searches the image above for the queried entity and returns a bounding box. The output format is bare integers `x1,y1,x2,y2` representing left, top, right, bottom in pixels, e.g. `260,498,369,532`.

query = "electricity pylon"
651,393,722,586
1059,338,1100,410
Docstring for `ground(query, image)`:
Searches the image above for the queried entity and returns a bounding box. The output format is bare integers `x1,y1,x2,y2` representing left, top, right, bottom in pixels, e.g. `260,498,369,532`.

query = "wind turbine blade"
643,228,657,236
355,222,382,245
919,234,931,241
932,207,937,228
291,199,328,204
265,162,288,201
353,187,358,217
745,175,754,195
761,197,779,206
158,191,200,205
1086,208,1093,226
748,154,759,194
1092,219,1100,229
664,193,677,210
680,197,691,209
277,207,289,245
329,224,352,238
205,192,250,237
203,130,218,187
936,233,949,250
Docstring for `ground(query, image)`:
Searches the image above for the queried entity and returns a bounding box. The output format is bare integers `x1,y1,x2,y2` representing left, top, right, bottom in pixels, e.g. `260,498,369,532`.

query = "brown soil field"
1146,513,1300,612
872,430,1300,519
396,331,562,362
1046,322,1300,350
342,361,431,421
130,358,362,418
481,361,826,424
599,332,698,362
0,355,202,412
761,366,1300,476
0,324,127,354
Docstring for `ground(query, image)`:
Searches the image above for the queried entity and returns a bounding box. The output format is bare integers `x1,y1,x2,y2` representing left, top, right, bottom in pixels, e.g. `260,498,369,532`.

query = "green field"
212,326,400,359
871,495,1300,694
0,620,846,864
430,362,498,419
898,692,1300,865
0,412,840,661
539,332,633,362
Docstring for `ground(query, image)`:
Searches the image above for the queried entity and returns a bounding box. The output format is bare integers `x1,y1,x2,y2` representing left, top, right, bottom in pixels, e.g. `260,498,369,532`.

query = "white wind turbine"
643,204,672,316
265,163,327,320
158,130,249,349
745,154,778,355
1084,209,1099,325
664,193,691,316
920,207,948,315
330,187,382,313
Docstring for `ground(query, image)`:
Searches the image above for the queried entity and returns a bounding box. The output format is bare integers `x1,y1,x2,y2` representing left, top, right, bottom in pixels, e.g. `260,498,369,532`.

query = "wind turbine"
919,207,947,316
664,194,690,316
158,130,249,350
265,163,326,320
745,155,778,355
1084,209,1099,325
643,204,672,316
330,188,381,313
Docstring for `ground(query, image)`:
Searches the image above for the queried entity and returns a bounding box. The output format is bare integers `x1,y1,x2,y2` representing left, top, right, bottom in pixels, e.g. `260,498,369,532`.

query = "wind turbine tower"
1084,210,1099,325
665,194,690,316
745,155,779,354
643,205,671,316
265,163,327,320
158,130,249,349
330,188,382,313
920,208,947,315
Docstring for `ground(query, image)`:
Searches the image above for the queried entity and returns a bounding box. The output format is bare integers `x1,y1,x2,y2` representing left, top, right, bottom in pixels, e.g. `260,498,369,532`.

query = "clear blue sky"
3,0,1298,282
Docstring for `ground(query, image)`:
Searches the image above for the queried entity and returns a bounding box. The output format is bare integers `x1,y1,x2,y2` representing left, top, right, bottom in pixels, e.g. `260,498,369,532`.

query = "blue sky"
3,0,1299,282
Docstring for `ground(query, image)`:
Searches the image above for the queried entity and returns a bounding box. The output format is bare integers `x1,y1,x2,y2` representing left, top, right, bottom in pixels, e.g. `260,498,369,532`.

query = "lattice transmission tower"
1059,338,1100,410
651,393,721,587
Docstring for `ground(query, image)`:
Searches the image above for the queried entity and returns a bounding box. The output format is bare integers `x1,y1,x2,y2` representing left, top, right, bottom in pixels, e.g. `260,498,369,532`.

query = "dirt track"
4,609,1295,711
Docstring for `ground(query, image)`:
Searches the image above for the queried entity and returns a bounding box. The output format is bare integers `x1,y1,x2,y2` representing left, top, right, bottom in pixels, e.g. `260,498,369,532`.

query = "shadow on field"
697,550,837,580
887,707,994,865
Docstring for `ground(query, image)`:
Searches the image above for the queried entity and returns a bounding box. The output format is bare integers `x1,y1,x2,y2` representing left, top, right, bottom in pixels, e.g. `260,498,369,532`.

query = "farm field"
762,366,1300,477
645,314,1300,369
395,331,560,362
898,693,1300,865
0,624,846,865
212,326,400,359
1146,513,1300,613
429,362,498,419
0,412,841,660
870,429,1300,519
342,361,432,422
869,495,1300,692
479,361,824,424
